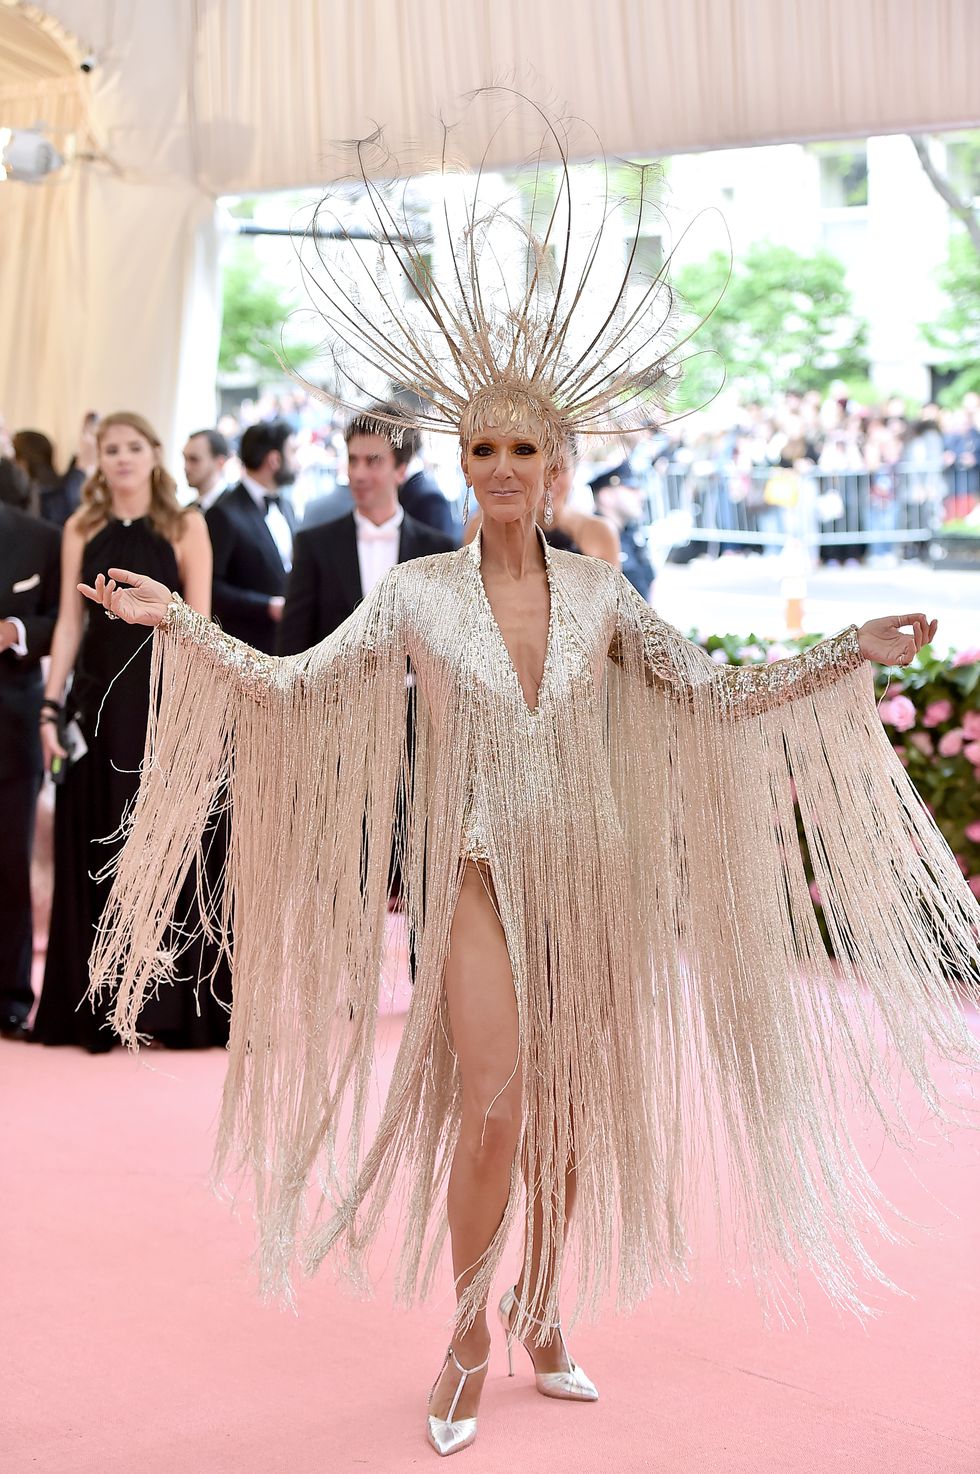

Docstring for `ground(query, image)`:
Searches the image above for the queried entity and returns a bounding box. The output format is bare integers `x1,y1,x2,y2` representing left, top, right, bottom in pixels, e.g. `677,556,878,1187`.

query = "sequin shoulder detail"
160,593,279,698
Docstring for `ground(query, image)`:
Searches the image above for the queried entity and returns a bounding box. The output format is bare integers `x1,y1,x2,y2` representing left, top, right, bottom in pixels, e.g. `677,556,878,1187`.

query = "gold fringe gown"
91,533,980,1327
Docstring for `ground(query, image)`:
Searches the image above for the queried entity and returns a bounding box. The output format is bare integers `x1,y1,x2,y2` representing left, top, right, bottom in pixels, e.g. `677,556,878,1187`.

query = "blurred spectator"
280,404,455,654
32,412,214,1051
0,501,60,1036
13,430,74,527
590,462,656,598
0,457,37,515
183,427,230,512
942,405,980,506
303,402,458,539
206,419,297,653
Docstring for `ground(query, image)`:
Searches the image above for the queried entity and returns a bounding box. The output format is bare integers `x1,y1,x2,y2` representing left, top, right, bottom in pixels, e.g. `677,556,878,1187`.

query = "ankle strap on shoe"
448,1346,491,1377
510,1286,560,1332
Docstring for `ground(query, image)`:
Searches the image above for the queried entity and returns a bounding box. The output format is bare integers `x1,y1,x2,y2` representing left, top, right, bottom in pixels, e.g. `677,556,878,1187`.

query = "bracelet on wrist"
39,715,60,727
40,698,63,714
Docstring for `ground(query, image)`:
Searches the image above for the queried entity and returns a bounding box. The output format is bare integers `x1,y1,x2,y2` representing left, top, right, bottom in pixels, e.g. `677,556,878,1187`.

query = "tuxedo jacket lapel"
396,518,423,564
330,514,363,609
232,485,282,572
242,484,295,576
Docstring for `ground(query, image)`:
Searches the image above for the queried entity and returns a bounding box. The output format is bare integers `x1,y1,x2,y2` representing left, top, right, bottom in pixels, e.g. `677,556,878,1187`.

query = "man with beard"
206,420,298,653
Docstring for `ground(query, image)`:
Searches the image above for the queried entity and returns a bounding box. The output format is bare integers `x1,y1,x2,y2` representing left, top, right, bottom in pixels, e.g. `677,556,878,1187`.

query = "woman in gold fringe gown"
80,94,979,1459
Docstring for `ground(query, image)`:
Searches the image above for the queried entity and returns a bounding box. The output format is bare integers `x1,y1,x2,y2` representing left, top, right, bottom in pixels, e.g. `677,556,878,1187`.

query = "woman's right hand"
77,568,174,627
40,718,67,772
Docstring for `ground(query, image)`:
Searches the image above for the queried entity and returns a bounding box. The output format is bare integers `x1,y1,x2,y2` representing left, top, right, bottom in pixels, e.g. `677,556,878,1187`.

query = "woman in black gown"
32,412,221,1051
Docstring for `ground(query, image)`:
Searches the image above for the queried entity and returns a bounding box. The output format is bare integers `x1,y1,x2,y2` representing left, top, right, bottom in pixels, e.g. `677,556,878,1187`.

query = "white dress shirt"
198,479,228,514
3,616,27,656
354,506,403,596
241,472,293,572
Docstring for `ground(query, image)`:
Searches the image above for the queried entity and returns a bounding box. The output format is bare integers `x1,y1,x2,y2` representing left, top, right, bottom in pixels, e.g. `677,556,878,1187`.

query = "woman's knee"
460,1088,522,1167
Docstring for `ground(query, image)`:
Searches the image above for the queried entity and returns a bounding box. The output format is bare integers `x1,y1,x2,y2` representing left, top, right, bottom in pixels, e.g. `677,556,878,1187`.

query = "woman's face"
98,423,156,496
461,423,548,525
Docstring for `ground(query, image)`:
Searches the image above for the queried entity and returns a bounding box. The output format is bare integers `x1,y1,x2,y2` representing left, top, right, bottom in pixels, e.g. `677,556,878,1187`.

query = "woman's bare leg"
428,862,522,1423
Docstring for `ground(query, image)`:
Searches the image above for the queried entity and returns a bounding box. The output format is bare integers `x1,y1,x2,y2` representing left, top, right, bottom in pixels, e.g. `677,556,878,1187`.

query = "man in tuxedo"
183,427,229,513
301,400,459,540
280,403,456,654
205,420,298,654
0,505,60,1035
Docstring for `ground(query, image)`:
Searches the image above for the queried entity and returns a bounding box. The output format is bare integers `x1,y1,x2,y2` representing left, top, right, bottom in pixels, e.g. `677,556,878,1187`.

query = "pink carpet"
2,982,978,1474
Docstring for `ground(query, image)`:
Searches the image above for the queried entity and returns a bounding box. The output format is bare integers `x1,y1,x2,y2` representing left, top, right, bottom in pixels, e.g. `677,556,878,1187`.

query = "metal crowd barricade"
642,463,946,558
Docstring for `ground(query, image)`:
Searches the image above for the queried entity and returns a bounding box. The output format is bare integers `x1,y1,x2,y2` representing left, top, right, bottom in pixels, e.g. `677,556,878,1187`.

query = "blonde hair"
76,412,188,543
459,382,567,483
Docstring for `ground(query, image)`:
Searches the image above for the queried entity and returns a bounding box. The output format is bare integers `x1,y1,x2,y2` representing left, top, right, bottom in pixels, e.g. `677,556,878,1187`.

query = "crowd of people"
631,387,980,563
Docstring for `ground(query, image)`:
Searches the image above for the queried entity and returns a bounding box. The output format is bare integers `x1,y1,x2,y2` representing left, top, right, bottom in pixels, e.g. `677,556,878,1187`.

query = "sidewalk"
654,554,979,651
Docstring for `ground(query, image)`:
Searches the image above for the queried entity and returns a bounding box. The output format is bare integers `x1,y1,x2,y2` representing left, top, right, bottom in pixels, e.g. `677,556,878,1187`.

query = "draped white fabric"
1,0,978,463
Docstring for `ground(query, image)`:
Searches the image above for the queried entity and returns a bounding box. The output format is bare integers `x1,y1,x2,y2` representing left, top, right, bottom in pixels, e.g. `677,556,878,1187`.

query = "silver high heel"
426,1345,491,1457
497,1286,599,1402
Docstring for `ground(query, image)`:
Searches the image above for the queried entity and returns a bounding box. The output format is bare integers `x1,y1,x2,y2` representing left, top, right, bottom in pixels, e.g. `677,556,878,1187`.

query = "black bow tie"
263,495,277,515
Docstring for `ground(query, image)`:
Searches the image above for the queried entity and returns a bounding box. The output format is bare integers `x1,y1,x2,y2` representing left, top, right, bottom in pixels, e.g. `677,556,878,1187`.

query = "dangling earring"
463,483,471,524
543,486,554,526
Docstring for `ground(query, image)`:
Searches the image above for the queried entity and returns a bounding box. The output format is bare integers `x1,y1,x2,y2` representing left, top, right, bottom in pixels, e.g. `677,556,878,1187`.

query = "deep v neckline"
472,528,555,717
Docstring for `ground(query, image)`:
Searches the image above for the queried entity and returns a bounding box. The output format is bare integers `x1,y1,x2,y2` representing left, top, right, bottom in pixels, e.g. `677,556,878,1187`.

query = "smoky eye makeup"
471,440,538,456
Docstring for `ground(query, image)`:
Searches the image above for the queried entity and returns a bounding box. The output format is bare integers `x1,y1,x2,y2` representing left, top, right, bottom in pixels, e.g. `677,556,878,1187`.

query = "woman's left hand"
857,613,937,665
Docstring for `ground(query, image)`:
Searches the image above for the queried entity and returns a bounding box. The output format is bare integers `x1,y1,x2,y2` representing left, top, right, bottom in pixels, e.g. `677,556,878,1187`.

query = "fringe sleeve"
611,573,865,717
609,574,980,1316
89,576,410,1299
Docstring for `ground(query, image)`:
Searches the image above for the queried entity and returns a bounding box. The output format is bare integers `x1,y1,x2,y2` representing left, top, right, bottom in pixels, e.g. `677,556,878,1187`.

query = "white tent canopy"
2,0,978,462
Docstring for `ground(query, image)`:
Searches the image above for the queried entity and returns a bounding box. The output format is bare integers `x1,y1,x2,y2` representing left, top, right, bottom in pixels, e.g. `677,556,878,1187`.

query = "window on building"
631,233,664,278
813,145,869,208
406,248,435,300
944,133,980,205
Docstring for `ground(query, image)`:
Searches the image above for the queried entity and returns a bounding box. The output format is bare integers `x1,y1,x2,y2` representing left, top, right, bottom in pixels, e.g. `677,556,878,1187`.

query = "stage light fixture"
0,127,65,183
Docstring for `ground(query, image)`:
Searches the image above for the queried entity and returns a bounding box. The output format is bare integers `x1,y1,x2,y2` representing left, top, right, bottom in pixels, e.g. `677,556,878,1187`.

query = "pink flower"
883,683,905,699
954,854,970,876
965,820,980,844
880,694,917,731
808,881,822,906
969,877,980,899
962,711,980,740
938,729,965,757
963,741,980,765
952,648,980,667
922,699,954,727
908,731,934,756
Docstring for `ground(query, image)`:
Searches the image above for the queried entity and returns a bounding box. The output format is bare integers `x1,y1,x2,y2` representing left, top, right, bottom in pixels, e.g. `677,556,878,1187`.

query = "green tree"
673,242,868,408
219,243,317,379
910,134,980,402
920,231,980,401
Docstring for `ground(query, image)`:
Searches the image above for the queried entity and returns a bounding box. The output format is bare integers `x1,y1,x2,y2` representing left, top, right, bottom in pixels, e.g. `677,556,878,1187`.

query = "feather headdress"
293,89,714,467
